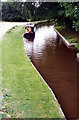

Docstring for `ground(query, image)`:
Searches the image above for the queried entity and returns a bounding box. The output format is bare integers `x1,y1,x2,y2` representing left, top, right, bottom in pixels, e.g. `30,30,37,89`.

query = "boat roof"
26,23,34,27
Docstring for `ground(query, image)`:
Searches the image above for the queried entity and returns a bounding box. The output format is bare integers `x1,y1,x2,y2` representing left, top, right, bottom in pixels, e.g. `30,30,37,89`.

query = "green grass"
56,26,79,44
64,37,78,43
2,25,63,118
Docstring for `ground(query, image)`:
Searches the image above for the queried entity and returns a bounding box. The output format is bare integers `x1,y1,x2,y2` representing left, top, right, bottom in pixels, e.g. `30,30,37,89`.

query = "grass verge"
56,26,79,50
2,25,63,118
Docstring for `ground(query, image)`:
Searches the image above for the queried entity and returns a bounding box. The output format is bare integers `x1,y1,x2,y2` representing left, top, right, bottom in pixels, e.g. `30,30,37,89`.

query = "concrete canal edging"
77,53,79,62
54,27,77,48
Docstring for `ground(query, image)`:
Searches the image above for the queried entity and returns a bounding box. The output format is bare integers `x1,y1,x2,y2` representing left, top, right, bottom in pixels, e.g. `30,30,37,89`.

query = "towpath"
0,22,26,39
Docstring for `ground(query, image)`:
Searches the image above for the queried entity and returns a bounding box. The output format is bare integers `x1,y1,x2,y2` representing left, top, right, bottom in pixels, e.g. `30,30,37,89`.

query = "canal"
23,25,77,119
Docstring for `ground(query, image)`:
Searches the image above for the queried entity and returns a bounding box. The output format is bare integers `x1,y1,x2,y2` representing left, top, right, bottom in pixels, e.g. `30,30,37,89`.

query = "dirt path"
0,22,26,39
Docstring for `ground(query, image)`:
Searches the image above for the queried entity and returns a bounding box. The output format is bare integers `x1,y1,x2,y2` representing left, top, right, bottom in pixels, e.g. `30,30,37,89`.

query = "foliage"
58,2,79,31
2,2,26,22
0,88,11,119
32,2,60,21
1,2,79,31
2,2,36,22
0,1,2,21
2,2,60,22
75,42,79,50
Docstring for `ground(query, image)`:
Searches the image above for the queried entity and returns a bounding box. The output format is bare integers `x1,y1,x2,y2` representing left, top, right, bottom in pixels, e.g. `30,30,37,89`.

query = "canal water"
23,25,77,119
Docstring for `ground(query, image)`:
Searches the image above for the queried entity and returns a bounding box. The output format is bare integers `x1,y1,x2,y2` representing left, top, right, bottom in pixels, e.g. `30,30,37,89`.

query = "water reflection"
23,25,77,119
24,25,57,59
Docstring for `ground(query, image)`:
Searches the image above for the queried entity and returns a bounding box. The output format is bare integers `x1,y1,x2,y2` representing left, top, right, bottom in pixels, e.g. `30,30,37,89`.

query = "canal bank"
54,27,77,48
2,25,63,118
55,26,79,50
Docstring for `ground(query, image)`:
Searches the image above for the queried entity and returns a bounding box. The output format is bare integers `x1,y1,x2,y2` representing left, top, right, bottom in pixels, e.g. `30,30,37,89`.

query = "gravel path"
0,22,26,39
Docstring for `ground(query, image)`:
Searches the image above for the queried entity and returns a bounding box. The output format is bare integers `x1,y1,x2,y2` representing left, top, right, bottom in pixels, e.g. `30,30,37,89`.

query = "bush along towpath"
1,25,64,118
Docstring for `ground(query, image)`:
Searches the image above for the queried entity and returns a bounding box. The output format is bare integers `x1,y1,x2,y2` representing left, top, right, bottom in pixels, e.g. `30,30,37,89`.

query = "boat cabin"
25,23,35,33
23,23,35,41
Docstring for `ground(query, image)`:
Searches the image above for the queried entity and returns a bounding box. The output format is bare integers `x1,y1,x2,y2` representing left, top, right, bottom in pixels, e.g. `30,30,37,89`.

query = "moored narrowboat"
23,23,35,41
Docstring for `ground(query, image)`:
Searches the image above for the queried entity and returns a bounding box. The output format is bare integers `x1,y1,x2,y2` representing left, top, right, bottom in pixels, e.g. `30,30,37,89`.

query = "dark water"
23,25,78,119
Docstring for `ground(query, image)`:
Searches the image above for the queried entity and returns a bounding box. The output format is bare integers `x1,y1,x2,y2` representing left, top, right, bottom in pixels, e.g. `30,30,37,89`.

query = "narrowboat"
23,23,35,41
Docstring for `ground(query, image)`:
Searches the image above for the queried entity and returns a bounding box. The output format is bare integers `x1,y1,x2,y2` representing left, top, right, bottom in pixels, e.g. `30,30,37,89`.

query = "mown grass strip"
2,25,63,118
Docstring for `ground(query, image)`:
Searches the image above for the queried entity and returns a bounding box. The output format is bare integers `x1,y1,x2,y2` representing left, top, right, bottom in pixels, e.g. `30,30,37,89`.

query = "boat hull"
23,32,35,39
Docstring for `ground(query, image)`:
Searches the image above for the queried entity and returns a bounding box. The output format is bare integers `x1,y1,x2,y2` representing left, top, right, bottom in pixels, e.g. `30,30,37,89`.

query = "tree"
58,2,79,31
2,2,27,21
0,1,2,21
2,2,79,31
